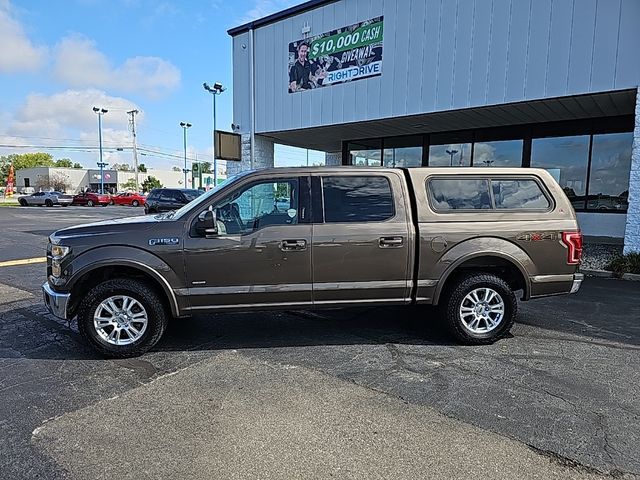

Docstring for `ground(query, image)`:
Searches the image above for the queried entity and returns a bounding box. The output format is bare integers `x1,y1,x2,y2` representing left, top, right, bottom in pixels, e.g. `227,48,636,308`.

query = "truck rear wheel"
440,273,517,345
77,278,169,358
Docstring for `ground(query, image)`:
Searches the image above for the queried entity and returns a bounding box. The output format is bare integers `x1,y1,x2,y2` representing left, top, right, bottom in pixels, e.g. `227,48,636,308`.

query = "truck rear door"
310,171,413,305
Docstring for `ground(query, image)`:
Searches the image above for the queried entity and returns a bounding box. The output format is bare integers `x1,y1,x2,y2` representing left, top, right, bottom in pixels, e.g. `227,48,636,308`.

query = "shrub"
607,252,640,277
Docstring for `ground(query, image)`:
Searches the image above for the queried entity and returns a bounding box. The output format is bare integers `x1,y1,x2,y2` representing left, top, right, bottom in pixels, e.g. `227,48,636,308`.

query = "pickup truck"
43,167,583,358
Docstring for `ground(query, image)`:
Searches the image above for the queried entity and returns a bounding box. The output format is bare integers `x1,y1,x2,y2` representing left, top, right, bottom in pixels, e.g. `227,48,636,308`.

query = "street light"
93,107,108,193
445,149,459,167
203,82,226,187
179,122,192,187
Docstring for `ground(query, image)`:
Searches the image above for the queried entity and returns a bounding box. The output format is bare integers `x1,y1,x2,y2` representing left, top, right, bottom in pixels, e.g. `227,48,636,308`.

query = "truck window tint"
429,179,492,210
215,179,298,234
322,176,394,222
492,180,550,209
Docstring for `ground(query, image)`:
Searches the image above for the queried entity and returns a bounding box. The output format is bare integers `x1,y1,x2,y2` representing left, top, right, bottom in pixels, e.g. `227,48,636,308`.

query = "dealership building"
227,0,640,253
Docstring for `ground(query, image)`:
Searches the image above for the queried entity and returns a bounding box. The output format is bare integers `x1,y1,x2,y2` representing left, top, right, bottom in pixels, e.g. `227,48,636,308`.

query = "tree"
0,152,54,183
54,158,74,168
73,163,83,169
35,172,72,193
121,178,138,191
112,163,131,171
141,176,162,193
138,164,147,173
172,166,181,172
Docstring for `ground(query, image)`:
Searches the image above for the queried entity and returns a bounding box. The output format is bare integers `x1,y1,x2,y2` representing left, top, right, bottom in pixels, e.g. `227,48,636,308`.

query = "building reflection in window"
587,132,632,212
429,143,472,166
349,140,382,167
383,136,423,167
531,135,590,210
472,139,523,167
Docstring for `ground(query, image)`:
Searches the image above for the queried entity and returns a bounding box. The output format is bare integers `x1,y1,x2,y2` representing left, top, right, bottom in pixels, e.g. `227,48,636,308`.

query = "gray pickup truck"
43,167,583,357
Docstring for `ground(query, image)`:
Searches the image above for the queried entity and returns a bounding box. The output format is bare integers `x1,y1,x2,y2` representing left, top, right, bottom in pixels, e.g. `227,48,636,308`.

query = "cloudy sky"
0,0,317,173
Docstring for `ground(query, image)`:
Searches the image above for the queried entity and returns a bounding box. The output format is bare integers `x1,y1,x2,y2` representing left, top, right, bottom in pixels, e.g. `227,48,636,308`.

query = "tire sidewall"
77,279,168,357
443,273,517,344
87,200,94,207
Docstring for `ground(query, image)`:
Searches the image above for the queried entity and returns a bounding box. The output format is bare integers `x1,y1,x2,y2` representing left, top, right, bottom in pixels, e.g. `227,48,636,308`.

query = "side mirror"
198,208,218,238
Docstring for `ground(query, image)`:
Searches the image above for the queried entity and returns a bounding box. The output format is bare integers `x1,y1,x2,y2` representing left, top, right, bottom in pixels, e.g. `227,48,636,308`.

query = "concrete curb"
580,269,640,281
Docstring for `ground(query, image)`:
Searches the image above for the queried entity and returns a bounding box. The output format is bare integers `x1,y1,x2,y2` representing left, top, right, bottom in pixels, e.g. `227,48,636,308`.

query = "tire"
77,278,169,358
132,200,139,207
440,273,517,345
45,199,53,207
87,200,94,207
19,198,27,206
144,205,153,215
109,199,115,205
101,203,108,207
61,203,69,207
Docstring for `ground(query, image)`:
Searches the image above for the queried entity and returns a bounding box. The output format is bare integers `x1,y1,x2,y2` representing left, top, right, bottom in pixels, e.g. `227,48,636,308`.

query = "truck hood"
51,214,172,242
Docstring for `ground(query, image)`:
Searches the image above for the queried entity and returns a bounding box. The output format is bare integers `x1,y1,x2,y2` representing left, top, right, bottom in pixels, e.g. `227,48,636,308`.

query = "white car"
18,191,73,207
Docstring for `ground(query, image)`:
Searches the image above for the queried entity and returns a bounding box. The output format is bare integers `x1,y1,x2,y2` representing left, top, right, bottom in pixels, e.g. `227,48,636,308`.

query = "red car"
109,192,146,207
72,192,111,207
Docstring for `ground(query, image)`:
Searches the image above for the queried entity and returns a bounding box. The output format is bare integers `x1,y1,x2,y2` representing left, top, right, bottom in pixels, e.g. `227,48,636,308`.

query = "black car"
144,188,202,214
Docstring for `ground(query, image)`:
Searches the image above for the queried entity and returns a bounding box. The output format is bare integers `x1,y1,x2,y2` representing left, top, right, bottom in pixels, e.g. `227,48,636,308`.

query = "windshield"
161,172,251,220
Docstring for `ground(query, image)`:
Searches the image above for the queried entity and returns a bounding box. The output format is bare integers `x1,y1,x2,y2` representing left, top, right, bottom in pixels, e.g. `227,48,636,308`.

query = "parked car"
143,188,202,214
18,191,73,207
43,167,583,358
72,192,111,207
110,192,146,207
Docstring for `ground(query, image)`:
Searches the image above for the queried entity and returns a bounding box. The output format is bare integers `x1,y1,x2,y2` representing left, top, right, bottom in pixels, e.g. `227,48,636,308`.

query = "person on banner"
288,42,326,92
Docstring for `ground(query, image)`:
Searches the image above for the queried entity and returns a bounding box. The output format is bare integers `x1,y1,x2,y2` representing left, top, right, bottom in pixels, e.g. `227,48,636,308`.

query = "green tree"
54,158,74,168
138,164,147,173
121,178,138,191
114,164,131,171
172,166,181,172
73,162,83,169
141,176,162,193
0,152,54,182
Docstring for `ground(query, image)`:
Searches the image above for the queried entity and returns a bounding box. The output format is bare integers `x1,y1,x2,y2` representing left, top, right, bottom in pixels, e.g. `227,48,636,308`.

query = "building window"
382,136,423,167
586,132,633,212
429,132,472,167
530,135,590,210
472,140,523,167
322,176,394,222
348,140,382,166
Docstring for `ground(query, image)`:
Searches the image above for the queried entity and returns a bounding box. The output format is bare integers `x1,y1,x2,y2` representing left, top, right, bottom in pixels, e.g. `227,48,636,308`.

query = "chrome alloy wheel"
93,295,148,345
459,287,505,334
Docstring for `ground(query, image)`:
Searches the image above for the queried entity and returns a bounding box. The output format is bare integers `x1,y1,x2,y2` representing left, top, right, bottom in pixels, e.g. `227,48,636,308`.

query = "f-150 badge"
148,238,180,246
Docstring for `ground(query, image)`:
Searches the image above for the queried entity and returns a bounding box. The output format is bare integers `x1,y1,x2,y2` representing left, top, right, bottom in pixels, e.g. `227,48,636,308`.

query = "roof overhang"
260,89,637,152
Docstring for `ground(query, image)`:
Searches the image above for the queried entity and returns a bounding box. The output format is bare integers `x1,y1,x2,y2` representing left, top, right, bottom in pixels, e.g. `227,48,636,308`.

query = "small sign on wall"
288,16,383,93
215,130,242,161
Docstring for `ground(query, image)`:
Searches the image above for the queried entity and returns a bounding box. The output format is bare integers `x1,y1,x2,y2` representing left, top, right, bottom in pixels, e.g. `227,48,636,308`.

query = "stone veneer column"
325,151,343,166
624,88,640,254
227,134,275,176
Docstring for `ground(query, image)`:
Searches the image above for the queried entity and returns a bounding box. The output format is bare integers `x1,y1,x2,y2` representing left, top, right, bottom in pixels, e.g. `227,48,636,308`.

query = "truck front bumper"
570,273,584,294
42,282,70,320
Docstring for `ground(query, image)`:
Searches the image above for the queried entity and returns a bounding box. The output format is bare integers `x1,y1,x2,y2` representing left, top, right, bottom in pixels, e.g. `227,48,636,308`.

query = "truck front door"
183,176,312,311
311,173,412,305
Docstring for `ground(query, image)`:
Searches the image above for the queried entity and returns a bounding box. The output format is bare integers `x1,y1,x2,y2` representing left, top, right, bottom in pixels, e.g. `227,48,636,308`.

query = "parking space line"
0,257,47,267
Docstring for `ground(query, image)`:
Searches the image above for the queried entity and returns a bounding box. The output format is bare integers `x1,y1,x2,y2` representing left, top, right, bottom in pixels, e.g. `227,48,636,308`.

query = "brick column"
624,88,640,254
227,134,275,175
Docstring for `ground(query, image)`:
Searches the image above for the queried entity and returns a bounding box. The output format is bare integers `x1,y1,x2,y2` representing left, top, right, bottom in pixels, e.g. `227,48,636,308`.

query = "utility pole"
127,109,139,191
93,107,108,193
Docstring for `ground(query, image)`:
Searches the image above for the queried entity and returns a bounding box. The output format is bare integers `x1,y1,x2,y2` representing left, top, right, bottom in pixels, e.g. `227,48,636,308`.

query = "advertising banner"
288,16,383,93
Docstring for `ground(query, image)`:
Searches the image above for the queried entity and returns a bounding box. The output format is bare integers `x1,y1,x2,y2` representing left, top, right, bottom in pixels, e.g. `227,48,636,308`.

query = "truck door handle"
280,239,307,251
379,236,404,248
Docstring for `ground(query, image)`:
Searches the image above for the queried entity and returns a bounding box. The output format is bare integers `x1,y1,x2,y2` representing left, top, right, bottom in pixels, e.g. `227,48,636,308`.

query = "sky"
0,0,324,175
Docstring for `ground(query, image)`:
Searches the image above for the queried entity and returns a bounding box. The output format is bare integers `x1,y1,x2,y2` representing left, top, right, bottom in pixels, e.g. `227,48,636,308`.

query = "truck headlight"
51,260,62,277
51,245,70,259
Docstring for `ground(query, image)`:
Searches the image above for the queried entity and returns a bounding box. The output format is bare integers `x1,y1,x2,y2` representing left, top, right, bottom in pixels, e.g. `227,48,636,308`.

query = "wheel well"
68,265,173,318
437,256,527,304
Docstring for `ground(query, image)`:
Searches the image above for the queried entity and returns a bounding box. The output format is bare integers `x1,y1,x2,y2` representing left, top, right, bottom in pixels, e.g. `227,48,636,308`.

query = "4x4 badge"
149,238,180,246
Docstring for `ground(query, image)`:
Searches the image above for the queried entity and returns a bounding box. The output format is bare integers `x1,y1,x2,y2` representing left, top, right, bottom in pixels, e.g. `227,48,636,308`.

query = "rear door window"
322,176,394,222
428,179,492,210
492,180,550,209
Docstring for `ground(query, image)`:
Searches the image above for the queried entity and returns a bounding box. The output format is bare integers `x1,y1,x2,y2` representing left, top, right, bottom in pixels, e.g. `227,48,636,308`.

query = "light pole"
445,149,458,167
179,122,192,187
203,82,226,186
93,107,108,193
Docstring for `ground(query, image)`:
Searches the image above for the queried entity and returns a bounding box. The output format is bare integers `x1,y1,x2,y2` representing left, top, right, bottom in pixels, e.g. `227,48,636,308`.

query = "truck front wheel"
77,278,169,358
441,273,517,345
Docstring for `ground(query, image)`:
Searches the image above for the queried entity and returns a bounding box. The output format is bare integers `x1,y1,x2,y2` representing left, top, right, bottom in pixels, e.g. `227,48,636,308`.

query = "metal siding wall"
468,0,492,107
567,0,597,94
616,0,640,89
590,0,621,92
239,0,640,134
505,0,530,102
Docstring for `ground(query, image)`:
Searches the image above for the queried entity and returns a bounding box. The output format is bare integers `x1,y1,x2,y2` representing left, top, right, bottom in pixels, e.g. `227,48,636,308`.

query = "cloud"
53,34,181,97
240,0,299,23
0,2,47,73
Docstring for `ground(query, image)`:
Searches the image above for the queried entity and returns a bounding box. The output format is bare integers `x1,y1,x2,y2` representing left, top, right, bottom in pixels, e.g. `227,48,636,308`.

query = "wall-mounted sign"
214,130,242,161
288,16,383,93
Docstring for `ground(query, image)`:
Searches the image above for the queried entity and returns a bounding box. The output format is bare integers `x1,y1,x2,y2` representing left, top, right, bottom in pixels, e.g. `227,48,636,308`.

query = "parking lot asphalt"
1,205,639,479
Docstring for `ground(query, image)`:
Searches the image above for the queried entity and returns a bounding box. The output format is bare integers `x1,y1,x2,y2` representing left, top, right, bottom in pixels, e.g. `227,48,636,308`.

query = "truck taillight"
561,231,583,265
